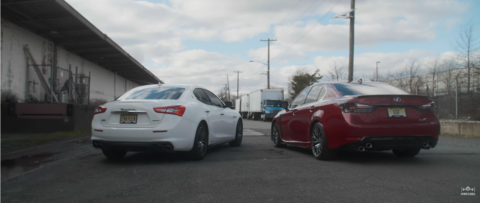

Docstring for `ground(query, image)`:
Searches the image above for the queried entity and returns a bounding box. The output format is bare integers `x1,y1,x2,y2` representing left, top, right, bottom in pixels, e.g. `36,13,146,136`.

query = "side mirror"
224,101,232,108
280,101,289,112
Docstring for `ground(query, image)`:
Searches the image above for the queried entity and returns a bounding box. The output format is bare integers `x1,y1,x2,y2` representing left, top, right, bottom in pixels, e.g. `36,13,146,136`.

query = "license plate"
388,108,406,118
120,114,137,124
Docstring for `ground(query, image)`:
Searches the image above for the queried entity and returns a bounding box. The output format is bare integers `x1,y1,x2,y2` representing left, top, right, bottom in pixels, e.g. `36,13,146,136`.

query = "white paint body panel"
91,84,241,151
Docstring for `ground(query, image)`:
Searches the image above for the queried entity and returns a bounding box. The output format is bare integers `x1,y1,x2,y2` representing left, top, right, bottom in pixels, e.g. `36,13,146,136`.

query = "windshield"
264,100,281,107
334,83,409,96
117,86,185,100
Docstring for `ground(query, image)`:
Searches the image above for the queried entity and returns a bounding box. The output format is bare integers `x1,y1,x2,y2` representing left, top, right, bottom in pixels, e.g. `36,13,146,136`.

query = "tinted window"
290,87,311,108
204,90,224,107
334,83,409,96
118,86,185,100
304,86,323,104
318,87,327,100
265,100,281,107
193,88,211,105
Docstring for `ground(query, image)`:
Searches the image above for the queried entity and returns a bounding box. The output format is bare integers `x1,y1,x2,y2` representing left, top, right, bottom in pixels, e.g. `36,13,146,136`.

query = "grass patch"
1,129,90,153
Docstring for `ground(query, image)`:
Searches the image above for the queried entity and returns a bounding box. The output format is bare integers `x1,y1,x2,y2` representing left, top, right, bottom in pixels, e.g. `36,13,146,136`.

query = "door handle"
292,109,298,115
220,113,224,115
310,106,315,112
205,110,210,113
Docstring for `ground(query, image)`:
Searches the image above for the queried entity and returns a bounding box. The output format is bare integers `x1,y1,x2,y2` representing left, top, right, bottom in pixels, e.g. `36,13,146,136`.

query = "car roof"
140,84,209,90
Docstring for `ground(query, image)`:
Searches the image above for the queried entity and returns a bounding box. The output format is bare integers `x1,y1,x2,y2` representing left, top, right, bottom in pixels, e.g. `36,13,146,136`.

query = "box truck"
248,89,284,121
240,94,249,118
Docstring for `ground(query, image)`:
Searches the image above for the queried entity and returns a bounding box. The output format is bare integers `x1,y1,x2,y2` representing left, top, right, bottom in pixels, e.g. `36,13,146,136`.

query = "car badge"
393,97,401,103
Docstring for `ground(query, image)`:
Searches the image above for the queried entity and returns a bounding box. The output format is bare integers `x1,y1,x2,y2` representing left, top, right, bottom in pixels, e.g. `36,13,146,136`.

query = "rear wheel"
272,122,285,148
311,122,334,160
229,119,243,146
187,122,209,160
392,148,421,157
102,149,127,160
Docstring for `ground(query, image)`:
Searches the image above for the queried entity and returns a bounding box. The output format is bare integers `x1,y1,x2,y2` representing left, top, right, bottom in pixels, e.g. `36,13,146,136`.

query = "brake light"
418,102,435,113
94,106,107,114
337,102,373,113
154,105,186,116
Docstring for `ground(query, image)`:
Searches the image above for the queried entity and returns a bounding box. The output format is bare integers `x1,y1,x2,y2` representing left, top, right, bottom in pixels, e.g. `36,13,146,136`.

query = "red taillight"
337,102,373,113
418,102,435,112
94,106,107,114
154,105,186,116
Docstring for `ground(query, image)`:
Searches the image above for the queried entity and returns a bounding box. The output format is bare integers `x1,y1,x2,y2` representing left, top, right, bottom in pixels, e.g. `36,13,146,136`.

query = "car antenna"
357,78,363,84
158,82,162,87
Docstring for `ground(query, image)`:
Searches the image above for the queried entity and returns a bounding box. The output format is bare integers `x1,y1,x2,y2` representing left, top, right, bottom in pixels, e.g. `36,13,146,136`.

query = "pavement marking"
243,129,265,136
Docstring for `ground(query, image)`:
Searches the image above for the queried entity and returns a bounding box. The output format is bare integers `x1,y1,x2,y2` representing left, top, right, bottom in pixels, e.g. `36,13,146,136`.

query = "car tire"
229,119,243,147
392,148,421,158
272,122,285,148
187,122,209,160
311,122,335,160
102,149,127,160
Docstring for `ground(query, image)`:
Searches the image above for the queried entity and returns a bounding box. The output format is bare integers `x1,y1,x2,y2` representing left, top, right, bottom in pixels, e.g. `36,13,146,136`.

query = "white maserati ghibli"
91,84,243,160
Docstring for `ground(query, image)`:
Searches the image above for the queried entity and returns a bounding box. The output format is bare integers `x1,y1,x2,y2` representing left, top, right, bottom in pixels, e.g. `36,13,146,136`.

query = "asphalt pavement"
1,119,479,202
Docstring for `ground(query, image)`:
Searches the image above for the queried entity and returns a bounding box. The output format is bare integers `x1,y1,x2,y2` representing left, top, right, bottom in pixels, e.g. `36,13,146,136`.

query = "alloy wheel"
311,124,323,157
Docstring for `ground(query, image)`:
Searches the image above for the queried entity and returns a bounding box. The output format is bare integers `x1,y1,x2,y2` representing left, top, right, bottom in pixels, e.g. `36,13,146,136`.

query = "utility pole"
260,38,277,89
348,0,355,82
233,71,243,100
227,74,230,101
376,61,380,81
223,84,228,101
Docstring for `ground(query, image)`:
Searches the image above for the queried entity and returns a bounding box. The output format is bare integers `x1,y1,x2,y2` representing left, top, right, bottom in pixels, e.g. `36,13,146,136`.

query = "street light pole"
260,38,276,89
376,61,380,81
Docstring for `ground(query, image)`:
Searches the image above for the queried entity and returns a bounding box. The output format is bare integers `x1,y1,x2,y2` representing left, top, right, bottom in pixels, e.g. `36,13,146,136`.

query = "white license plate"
120,114,137,124
388,108,406,118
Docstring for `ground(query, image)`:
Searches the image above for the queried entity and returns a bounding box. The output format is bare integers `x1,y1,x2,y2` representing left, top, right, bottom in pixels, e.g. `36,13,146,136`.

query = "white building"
1,0,162,105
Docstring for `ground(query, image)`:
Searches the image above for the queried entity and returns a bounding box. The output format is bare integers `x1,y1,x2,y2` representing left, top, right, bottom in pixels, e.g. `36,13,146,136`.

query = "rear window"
117,86,185,100
334,83,409,96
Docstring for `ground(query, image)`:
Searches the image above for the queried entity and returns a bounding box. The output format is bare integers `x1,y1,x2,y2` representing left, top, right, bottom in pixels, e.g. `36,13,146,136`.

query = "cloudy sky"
65,0,478,97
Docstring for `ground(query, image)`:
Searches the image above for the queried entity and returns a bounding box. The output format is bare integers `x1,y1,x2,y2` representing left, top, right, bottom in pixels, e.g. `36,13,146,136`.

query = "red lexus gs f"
271,82,440,160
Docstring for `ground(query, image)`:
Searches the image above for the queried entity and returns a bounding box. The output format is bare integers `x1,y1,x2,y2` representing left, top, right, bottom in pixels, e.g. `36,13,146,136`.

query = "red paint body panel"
272,82,440,150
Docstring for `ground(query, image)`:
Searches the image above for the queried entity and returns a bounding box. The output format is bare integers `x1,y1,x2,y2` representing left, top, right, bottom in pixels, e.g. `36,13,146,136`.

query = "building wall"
1,18,140,103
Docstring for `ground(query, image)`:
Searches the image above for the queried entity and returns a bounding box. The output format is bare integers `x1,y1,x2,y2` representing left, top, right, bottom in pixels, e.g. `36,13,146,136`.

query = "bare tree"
428,56,440,97
455,20,479,93
437,58,458,95
406,60,422,93
328,62,346,81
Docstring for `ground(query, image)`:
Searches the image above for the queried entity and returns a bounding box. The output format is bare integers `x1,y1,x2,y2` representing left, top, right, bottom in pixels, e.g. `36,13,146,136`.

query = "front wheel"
392,148,421,158
229,119,243,146
272,122,285,148
187,122,209,160
311,122,334,160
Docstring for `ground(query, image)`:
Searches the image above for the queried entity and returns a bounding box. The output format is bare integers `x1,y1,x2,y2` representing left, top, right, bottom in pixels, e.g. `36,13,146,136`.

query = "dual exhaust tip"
156,144,174,153
357,142,431,152
358,143,373,152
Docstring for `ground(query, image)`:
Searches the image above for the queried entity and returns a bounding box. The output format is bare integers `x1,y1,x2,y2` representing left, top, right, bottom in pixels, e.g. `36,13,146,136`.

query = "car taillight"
337,102,373,113
94,106,107,114
154,105,186,116
418,102,435,113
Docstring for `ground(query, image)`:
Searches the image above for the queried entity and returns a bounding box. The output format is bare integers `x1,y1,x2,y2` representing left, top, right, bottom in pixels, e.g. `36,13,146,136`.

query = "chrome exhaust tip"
365,143,373,149
358,146,366,152
422,142,430,149
164,145,174,152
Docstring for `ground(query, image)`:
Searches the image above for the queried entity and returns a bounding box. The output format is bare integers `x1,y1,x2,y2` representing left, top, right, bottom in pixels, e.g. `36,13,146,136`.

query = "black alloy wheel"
229,119,243,146
311,122,334,160
188,122,209,160
272,122,285,148
102,149,127,160
392,148,421,158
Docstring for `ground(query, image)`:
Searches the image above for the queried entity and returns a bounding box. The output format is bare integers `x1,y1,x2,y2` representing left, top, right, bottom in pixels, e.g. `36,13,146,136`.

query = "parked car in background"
271,81,440,160
91,84,243,160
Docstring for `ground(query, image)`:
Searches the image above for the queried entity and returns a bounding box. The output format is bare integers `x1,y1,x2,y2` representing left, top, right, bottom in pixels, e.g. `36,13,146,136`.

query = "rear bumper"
336,136,438,151
92,140,174,152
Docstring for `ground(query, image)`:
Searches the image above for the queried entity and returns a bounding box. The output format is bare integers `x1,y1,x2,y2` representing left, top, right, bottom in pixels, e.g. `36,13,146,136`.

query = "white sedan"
91,84,243,160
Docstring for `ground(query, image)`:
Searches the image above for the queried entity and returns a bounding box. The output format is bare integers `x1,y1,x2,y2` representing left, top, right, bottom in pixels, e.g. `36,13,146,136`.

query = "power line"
275,0,326,39
271,0,341,60
252,0,303,62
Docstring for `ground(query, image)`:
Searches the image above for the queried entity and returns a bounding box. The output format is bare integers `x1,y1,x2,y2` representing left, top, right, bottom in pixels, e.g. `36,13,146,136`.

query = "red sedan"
271,82,440,160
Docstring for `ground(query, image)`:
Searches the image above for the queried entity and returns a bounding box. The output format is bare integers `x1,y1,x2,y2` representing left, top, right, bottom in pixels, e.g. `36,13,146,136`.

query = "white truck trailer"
240,94,249,118
248,89,284,121
235,98,241,113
